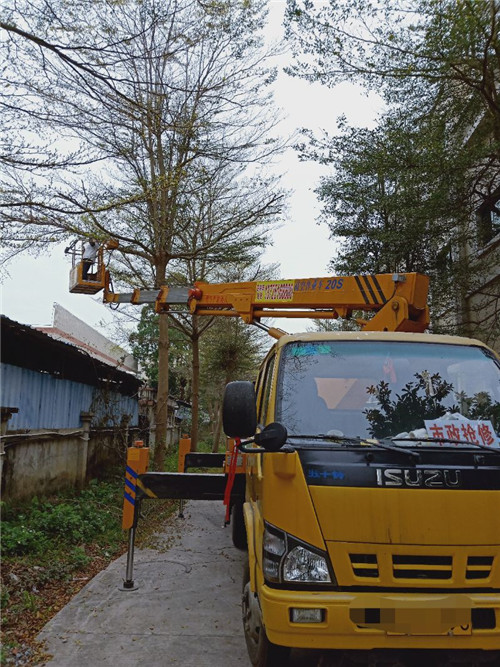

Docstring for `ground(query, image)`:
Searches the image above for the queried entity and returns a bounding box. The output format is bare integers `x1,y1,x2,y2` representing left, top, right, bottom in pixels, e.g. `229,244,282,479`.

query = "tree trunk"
212,400,223,453
190,316,200,452
153,313,170,469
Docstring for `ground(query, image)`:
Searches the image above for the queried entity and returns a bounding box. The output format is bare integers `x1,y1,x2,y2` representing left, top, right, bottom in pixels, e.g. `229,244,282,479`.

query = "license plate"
351,602,472,635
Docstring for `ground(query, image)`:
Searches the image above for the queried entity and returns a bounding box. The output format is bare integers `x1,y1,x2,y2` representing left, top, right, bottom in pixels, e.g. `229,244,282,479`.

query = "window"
276,340,500,440
258,354,276,426
477,195,500,247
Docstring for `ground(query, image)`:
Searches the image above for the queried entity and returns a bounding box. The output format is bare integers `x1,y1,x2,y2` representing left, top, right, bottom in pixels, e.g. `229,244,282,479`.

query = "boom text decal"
255,281,294,302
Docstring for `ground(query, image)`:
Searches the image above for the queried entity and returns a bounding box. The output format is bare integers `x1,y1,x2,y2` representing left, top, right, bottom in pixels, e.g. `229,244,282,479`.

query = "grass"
0,465,180,666
0,439,225,664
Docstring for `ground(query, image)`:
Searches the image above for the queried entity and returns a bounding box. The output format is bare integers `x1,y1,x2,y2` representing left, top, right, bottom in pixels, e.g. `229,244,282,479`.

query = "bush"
67,546,91,570
1,524,48,556
1,479,123,558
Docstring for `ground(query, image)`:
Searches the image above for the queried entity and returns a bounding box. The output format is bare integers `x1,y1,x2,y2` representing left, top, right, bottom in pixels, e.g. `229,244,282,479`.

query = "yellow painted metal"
243,502,257,591
329,541,500,589
224,438,247,474
259,585,500,650
79,261,431,333
177,435,191,472
68,246,108,295
260,451,325,550
73,260,500,653
272,329,498,349
309,486,500,547
122,441,150,530
189,273,430,331
246,329,500,654
154,285,171,313
270,451,297,479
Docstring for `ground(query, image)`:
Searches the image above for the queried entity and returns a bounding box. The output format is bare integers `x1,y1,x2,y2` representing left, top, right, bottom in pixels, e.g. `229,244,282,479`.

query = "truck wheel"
231,502,247,550
242,560,290,667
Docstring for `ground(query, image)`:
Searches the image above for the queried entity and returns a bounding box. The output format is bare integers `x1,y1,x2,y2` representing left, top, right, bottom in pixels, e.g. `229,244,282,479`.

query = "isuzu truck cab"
223,331,500,667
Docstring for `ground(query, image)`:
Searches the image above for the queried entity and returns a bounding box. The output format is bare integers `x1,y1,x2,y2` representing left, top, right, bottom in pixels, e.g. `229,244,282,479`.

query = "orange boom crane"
183,272,429,334
68,244,429,335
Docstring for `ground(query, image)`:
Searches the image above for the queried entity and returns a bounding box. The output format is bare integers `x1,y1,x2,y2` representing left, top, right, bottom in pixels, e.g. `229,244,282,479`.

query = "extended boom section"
96,268,430,334
188,272,430,332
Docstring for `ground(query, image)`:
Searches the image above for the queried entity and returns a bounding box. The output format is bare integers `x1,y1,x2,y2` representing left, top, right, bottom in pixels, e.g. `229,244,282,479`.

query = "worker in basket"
82,238,98,280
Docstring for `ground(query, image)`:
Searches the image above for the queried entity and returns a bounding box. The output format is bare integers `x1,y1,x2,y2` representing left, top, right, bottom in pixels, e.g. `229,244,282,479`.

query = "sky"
1,1,383,340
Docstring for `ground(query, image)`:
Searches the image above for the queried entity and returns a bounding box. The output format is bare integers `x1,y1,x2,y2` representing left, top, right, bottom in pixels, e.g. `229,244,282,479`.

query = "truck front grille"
392,555,452,580
349,554,379,578
342,547,498,586
466,556,494,580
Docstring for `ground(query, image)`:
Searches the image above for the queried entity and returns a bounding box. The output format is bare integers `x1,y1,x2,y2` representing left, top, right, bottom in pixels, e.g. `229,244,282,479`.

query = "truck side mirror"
222,381,257,438
254,422,288,452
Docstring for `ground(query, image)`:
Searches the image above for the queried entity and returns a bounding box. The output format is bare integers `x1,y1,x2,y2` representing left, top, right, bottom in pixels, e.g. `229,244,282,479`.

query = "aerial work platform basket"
66,240,112,295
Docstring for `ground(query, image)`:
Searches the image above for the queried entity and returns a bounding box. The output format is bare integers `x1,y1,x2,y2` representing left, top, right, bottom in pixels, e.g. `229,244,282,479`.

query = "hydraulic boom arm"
100,272,429,335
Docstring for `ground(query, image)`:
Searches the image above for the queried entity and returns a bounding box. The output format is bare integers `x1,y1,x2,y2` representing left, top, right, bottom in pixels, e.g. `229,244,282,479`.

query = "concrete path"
37,500,460,667
38,501,249,666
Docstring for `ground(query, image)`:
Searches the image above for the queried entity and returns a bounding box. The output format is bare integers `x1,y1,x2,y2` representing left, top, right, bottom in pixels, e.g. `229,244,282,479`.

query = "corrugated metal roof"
1,315,141,393
1,316,140,430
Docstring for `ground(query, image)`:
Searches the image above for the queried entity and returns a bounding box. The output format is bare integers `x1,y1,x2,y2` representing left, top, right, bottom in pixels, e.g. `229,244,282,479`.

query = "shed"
1,315,141,431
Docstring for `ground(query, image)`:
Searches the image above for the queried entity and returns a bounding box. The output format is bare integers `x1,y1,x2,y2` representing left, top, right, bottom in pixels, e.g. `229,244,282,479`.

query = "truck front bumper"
260,585,500,650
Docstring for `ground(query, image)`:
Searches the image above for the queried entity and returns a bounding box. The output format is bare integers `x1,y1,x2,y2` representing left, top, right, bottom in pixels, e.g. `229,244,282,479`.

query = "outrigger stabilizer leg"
120,497,141,592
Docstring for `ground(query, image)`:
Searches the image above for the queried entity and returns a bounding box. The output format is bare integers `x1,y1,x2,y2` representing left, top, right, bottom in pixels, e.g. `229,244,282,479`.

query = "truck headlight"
262,522,336,586
283,545,331,583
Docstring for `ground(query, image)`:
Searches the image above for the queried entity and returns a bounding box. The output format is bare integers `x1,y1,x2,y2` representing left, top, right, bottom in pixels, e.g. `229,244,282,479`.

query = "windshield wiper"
288,434,419,461
393,436,499,453
288,434,363,444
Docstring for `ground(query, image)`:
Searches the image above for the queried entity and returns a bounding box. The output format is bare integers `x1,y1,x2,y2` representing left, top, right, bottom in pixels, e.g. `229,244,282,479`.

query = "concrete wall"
3,430,87,500
1,423,181,502
2,424,137,502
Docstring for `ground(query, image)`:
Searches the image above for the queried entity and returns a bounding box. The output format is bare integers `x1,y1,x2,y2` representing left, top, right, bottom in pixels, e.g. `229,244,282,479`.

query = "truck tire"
231,502,247,550
242,560,290,667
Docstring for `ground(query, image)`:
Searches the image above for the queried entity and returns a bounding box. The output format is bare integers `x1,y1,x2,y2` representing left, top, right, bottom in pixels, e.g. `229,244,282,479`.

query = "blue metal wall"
1,364,138,430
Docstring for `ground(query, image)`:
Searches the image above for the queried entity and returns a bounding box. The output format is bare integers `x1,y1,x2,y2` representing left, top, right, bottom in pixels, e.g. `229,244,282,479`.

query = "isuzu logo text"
376,468,462,488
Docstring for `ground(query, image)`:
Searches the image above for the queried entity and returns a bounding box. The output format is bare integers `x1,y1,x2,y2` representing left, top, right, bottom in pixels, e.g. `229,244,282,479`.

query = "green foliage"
129,307,160,387
18,591,38,613
200,317,264,395
307,314,369,332
162,438,215,472
455,391,500,432
299,109,471,321
67,546,92,570
1,523,49,557
287,0,500,338
0,586,10,611
198,316,266,449
364,372,454,438
130,306,191,397
1,476,178,665
1,480,123,559
364,373,500,438
286,0,500,125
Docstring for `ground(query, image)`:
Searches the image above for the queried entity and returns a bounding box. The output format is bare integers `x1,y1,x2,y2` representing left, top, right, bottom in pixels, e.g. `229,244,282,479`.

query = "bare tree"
1,0,286,467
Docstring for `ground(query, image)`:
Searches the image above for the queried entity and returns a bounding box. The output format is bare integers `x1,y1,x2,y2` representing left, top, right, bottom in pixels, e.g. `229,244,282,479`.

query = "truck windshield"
276,341,500,442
